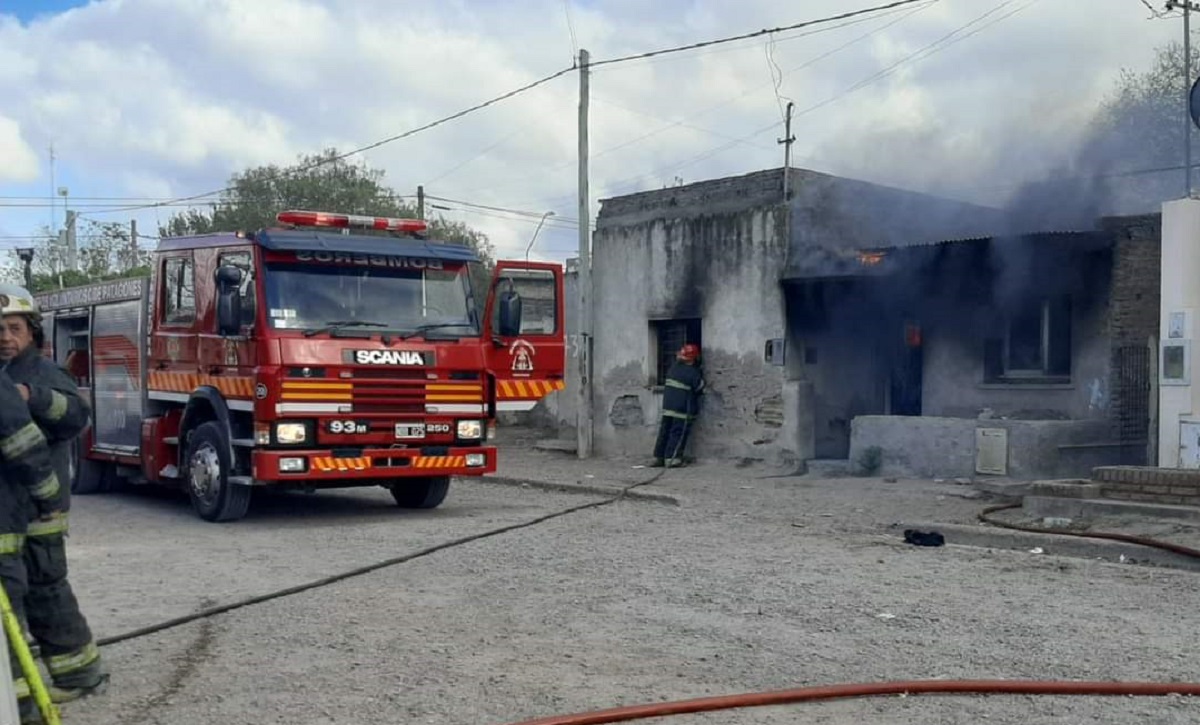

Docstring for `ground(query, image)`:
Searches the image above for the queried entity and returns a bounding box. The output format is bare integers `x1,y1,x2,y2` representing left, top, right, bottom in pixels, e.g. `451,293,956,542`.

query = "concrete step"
534,438,578,454
1023,495,1200,524
803,459,852,478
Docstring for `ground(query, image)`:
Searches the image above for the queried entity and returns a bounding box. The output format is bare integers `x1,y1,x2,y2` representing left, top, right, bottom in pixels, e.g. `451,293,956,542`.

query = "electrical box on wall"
975,428,1008,476
1162,340,1191,386
764,338,786,366
1180,421,1200,469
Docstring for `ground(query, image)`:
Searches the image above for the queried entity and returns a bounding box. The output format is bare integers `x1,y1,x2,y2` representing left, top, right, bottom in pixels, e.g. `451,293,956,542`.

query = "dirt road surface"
52,453,1200,725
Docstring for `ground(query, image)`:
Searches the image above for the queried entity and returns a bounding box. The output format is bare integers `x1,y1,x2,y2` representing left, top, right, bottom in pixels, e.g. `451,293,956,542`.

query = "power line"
588,0,930,68
447,1,937,201
77,66,577,218
68,2,930,222
509,0,1035,210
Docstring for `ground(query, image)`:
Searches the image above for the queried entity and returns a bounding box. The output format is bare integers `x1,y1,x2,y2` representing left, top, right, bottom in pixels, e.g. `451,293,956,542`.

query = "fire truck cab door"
482,261,566,413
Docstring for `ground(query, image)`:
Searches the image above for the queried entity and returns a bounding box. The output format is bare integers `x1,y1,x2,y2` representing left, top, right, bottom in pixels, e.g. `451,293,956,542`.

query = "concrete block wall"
850,415,1118,480
1093,465,1200,505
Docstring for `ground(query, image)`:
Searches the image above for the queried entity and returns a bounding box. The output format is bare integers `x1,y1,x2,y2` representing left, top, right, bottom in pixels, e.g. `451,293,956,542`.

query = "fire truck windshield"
262,262,477,336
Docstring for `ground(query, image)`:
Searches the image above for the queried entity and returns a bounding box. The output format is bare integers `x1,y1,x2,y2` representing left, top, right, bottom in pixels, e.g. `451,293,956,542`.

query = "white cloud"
0,115,38,182
0,0,1183,262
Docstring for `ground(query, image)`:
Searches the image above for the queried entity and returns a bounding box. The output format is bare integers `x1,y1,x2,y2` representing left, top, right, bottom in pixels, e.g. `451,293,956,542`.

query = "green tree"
161,148,496,301
3,220,150,293
1078,40,1199,213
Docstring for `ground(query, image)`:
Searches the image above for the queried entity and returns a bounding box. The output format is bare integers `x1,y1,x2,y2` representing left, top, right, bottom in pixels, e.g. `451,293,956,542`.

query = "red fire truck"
34,210,566,522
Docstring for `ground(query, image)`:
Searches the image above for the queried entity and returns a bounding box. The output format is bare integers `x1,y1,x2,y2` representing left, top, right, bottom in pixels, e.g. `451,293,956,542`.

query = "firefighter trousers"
653,413,694,464
23,515,103,691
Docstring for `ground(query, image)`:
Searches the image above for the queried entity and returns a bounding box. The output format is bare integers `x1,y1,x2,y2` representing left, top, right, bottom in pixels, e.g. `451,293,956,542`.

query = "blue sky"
0,0,1184,276
0,0,90,24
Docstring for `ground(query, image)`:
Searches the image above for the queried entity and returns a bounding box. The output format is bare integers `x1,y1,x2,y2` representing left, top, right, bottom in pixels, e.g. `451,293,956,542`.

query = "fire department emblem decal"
224,339,239,366
509,339,535,373
166,336,181,362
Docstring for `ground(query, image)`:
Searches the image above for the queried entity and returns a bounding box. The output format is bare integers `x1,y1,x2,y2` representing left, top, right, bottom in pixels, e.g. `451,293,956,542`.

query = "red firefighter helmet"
678,343,701,362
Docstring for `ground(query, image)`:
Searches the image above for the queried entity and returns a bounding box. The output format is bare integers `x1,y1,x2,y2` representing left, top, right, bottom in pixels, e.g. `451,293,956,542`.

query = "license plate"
395,423,426,440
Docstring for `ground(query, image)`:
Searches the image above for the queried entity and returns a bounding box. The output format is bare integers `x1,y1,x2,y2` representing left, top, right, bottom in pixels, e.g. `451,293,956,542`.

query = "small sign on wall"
975,427,1008,476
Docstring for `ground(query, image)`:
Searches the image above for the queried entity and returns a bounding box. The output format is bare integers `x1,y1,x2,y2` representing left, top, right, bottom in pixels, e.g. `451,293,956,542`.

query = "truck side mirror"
215,265,243,336
496,283,522,337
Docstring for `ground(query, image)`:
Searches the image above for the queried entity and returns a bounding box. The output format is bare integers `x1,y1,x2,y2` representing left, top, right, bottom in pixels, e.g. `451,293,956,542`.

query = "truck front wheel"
389,476,450,509
186,421,251,522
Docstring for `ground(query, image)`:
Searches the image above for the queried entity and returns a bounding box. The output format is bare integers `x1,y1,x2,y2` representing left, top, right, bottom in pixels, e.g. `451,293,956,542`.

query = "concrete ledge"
474,475,681,506
1023,495,1200,523
972,479,1032,501
895,521,1200,572
534,439,578,454
1027,480,1103,499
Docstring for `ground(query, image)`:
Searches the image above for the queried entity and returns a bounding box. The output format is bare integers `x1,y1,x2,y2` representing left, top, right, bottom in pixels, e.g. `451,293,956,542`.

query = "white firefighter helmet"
0,282,41,322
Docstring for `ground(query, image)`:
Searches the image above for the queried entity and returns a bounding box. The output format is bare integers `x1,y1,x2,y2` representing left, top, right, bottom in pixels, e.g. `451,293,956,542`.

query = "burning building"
541,167,1160,480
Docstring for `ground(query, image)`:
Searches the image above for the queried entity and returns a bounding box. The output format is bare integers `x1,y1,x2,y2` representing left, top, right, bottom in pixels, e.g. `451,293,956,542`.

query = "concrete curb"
1023,495,1200,522
474,475,681,506
894,521,1200,573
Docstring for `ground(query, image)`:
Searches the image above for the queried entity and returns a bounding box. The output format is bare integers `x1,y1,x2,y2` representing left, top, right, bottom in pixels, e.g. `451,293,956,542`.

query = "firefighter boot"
18,698,43,725
47,653,108,703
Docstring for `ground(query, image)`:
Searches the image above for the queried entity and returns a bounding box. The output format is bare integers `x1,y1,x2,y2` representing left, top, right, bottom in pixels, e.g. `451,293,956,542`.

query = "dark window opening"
651,318,702,386
984,295,1071,383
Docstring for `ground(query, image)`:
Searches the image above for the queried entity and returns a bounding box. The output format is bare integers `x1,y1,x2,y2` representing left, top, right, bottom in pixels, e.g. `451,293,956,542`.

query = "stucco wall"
590,206,793,462
849,415,1123,479
921,295,1113,420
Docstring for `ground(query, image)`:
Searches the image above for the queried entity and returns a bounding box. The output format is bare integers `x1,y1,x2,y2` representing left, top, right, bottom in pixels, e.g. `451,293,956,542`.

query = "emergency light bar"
276,210,429,234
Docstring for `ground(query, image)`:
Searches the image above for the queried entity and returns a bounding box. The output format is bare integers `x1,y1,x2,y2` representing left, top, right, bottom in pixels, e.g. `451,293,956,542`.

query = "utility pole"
1169,0,1200,196
130,219,138,270
417,185,425,220
48,144,56,230
777,101,796,201
576,48,593,460
65,209,78,273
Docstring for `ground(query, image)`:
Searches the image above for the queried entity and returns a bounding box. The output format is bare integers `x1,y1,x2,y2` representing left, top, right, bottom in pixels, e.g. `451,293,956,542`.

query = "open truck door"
483,261,566,412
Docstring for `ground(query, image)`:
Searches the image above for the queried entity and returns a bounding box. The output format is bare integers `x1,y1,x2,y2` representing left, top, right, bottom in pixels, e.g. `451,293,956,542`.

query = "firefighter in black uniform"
0,284,107,708
0,363,65,723
652,343,705,468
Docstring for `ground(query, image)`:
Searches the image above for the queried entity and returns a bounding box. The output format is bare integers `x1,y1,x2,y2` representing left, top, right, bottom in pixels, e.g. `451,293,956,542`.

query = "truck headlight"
456,420,483,440
275,422,308,445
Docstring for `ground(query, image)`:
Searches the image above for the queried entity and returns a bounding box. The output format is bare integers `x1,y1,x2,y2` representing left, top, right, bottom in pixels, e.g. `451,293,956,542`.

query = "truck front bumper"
251,445,498,482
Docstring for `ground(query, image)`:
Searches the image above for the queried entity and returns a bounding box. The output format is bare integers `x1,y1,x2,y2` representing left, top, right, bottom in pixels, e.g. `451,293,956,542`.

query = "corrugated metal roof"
859,228,1104,252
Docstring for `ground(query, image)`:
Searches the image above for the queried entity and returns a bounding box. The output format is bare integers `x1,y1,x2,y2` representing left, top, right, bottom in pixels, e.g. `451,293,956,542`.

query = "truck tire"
389,476,450,509
185,421,251,522
71,439,113,495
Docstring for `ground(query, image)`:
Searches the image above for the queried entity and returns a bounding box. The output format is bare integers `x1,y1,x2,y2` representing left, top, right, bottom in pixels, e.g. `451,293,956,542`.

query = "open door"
482,261,566,413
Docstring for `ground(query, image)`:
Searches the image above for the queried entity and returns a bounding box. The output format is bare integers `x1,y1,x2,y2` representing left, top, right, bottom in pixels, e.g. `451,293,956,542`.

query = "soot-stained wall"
589,169,793,462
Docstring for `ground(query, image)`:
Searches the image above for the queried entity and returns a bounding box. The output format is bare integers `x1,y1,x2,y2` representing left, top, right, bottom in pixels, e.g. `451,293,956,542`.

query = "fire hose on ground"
77,485,1200,725
493,503,1200,725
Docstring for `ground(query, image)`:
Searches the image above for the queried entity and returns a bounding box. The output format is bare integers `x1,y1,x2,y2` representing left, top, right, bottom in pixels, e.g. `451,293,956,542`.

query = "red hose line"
501,679,1200,725
978,503,1200,559
502,506,1200,725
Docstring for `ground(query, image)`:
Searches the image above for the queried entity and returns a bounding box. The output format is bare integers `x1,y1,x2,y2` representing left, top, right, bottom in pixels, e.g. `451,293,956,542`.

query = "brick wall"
1104,214,1162,347
1102,214,1160,456
1094,465,1200,505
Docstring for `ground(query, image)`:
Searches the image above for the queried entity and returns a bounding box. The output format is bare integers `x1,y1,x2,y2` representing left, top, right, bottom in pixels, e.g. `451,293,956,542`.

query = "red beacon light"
276,210,428,234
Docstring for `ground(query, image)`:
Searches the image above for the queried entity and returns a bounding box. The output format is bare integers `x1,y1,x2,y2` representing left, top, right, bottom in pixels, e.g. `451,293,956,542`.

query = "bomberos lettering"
295,251,444,269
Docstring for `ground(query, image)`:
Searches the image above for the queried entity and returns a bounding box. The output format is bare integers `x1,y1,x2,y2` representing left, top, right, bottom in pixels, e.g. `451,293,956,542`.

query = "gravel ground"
44,447,1200,725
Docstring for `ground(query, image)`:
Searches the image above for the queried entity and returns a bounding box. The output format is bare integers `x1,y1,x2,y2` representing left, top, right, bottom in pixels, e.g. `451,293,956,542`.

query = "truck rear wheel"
186,421,251,522
389,476,450,509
